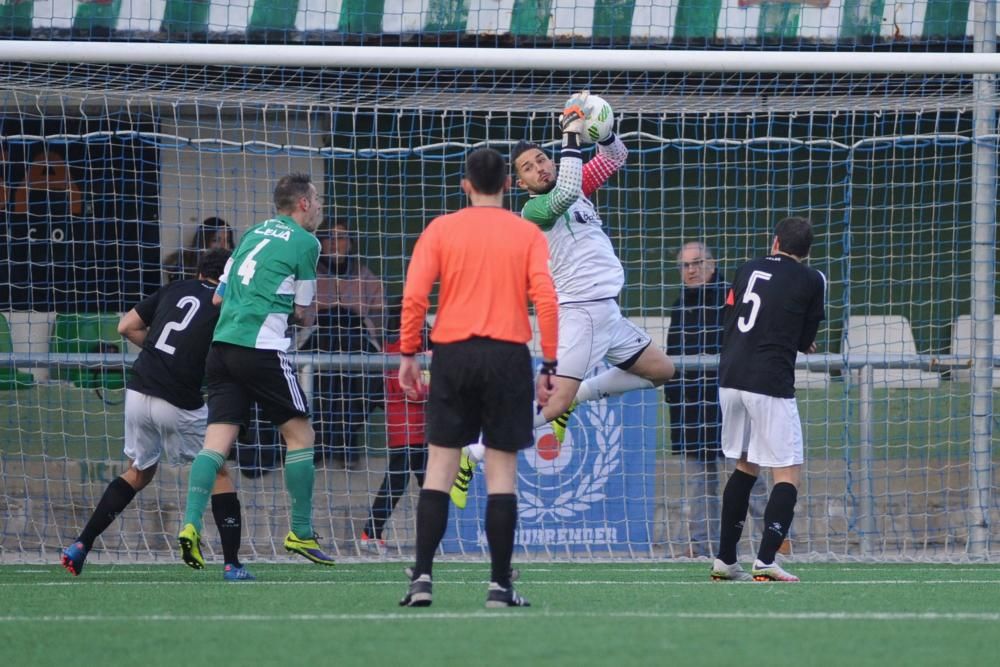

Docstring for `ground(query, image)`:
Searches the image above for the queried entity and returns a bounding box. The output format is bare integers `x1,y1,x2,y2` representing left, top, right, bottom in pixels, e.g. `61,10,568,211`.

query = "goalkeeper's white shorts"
123,389,207,470
557,299,651,381
719,387,804,468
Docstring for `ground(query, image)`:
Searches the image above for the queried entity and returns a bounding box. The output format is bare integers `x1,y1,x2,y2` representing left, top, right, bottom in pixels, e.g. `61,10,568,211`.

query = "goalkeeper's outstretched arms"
514,91,588,229
582,132,627,197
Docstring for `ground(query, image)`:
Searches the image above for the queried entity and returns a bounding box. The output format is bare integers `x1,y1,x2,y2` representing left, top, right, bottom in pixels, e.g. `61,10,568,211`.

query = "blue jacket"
666,272,727,367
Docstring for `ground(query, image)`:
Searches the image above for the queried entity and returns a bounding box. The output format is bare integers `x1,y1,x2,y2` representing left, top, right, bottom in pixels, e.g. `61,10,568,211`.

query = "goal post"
4,41,1000,72
1,38,997,564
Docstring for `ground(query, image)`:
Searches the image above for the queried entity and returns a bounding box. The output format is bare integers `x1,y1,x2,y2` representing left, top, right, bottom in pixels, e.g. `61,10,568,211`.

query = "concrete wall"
3,454,996,563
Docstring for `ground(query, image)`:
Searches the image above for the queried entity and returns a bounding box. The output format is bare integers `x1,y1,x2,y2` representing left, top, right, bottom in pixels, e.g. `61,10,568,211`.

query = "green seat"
0,315,34,391
50,313,126,390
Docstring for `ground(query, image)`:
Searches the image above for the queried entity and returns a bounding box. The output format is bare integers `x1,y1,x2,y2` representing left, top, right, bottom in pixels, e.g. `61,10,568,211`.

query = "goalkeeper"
514,91,675,440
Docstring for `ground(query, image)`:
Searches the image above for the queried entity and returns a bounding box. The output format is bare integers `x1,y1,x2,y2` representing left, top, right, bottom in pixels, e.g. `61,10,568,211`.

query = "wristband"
540,360,558,376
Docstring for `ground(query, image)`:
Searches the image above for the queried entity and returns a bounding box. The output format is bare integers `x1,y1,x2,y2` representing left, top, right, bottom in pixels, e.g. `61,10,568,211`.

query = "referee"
398,147,559,608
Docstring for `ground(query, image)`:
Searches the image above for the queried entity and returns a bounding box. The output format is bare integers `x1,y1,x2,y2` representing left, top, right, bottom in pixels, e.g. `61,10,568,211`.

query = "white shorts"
558,300,651,380
123,389,207,470
719,387,804,467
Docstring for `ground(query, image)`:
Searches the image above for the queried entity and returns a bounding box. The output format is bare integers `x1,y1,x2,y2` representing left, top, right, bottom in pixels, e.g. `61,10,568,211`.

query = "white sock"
465,442,486,464
575,367,654,402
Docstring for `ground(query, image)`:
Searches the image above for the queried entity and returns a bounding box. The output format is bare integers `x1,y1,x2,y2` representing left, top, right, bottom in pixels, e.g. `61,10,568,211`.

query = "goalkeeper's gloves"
559,90,589,136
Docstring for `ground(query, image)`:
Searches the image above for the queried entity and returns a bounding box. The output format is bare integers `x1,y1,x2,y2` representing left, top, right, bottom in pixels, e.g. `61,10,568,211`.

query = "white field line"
0,611,998,623
12,566,998,574
2,579,999,587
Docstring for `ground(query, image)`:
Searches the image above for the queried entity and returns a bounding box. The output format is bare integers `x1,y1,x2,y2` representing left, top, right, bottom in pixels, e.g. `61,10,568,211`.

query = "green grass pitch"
2,562,997,666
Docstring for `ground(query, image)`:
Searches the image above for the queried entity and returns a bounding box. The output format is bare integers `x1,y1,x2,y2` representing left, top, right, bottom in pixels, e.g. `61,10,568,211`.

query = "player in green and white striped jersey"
211,209,318,350
178,173,337,569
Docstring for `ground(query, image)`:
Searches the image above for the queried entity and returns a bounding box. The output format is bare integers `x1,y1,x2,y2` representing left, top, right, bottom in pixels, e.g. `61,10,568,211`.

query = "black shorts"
205,342,310,427
426,338,534,452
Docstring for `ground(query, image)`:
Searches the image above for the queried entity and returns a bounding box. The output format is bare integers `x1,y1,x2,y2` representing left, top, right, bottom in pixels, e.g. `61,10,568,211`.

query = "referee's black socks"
413,489,450,579
485,494,517,589
757,482,797,565
716,468,757,565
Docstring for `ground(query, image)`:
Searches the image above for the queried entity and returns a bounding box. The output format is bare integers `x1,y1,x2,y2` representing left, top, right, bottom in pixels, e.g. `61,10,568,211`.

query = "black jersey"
126,279,221,410
718,254,826,398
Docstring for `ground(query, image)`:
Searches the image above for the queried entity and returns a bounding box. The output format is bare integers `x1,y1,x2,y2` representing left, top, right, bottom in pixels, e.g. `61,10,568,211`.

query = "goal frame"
0,33,996,560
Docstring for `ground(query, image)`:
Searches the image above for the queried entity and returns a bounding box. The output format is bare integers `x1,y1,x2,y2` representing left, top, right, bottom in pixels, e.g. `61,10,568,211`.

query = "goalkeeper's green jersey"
213,215,320,352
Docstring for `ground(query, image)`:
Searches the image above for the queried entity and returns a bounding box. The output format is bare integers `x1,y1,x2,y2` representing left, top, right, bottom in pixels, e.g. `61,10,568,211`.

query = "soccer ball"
581,95,615,145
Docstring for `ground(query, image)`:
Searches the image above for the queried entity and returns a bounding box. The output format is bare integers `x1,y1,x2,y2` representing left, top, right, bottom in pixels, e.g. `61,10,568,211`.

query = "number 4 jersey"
128,279,221,410
719,254,826,398
213,215,320,352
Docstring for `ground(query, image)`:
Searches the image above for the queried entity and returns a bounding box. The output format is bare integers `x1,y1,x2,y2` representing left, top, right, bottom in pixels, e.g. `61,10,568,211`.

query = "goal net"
1,34,998,563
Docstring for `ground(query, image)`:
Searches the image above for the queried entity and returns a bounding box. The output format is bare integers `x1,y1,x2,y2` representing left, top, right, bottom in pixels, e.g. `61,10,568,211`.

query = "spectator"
359,297,431,552
164,217,234,283
309,223,385,469
665,241,768,558
6,147,87,310
12,147,82,217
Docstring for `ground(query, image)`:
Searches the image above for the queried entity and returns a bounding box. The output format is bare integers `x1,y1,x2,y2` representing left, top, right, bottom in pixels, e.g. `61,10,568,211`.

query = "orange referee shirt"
400,205,558,360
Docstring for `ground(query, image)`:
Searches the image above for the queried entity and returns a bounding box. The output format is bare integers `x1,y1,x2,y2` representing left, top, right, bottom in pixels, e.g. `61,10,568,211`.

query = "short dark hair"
319,221,349,238
464,148,507,195
193,217,233,249
273,173,313,213
774,216,814,258
510,140,541,176
198,248,231,282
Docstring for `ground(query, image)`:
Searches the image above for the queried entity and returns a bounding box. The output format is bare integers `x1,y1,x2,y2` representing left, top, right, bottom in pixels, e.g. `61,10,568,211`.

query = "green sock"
285,448,315,538
182,450,226,531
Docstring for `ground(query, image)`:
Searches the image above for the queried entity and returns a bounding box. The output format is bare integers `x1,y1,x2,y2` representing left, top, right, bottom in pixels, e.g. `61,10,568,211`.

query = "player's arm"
212,257,234,306
582,133,628,197
526,230,559,405
398,228,440,395
400,226,440,356
797,320,821,353
117,309,148,347
527,230,558,364
118,290,160,346
290,304,314,328
797,270,828,352
291,236,320,328
521,95,588,229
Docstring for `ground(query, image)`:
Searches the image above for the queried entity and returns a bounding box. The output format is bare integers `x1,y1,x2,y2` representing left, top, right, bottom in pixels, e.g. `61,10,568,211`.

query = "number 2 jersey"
127,279,221,410
213,215,320,352
718,254,826,398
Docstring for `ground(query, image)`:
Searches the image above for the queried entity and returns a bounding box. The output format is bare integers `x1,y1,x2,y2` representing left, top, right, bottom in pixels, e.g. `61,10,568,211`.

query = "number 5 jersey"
719,254,826,398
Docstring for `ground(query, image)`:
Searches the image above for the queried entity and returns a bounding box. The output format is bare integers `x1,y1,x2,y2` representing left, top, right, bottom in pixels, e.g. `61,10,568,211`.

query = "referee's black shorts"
205,342,310,427
426,337,534,452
